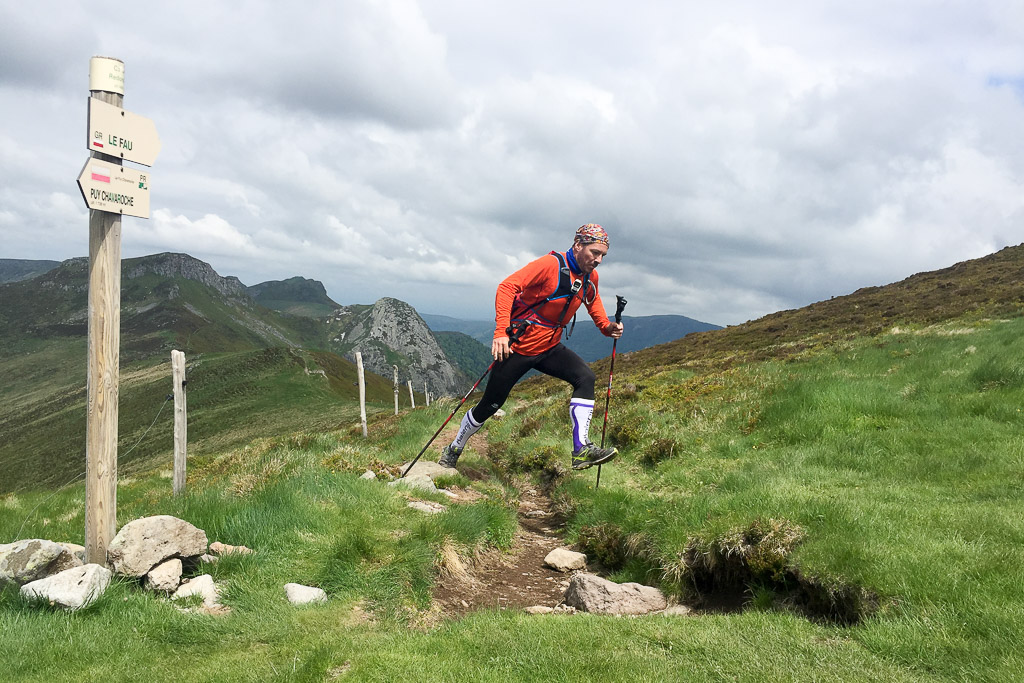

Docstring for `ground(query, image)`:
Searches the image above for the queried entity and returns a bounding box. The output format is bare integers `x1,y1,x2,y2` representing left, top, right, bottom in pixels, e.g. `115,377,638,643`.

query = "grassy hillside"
0,346,401,494
0,254,428,493
3,311,1021,680
0,258,60,283
632,243,1024,373
434,330,492,378
2,245,1023,680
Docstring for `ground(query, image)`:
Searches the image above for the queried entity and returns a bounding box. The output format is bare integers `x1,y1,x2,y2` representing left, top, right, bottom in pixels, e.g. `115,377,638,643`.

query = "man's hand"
492,336,512,361
608,322,623,339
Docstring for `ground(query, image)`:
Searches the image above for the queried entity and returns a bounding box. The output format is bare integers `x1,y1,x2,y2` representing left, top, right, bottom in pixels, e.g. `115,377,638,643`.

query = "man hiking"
439,223,624,471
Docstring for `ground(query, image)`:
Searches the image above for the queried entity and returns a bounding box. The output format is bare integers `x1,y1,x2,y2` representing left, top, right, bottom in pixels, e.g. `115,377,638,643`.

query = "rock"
407,501,446,514
544,548,587,572
360,470,377,480
494,409,506,419
209,541,253,556
58,543,86,563
284,583,327,605
388,474,438,493
20,564,111,610
524,605,554,614
552,604,577,615
0,539,67,585
107,516,208,577
144,558,183,593
199,554,218,564
172,574,219,608
335,298,465,394
661,605,693,616
48,547,84,575
399,461,455,480
562,573,668,615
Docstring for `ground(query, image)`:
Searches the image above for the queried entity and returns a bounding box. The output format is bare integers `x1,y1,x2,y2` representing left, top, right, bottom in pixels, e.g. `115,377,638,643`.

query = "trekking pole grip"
614,295,627,324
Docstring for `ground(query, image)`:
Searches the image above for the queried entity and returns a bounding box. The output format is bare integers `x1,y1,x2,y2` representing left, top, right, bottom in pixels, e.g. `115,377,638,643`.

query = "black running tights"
469,344,596,423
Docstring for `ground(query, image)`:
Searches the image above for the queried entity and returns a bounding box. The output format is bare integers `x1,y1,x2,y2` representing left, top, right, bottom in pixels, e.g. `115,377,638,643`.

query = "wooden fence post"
424,380,429,406
171,350,187,495
356,352,367,437
392,365,399,415
408,380,415,409
85,56,124,565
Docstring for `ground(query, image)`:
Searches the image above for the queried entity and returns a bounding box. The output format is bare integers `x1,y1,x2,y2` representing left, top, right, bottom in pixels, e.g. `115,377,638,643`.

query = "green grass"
0,346,400,494
524,317,1024,679
3,316,1024,680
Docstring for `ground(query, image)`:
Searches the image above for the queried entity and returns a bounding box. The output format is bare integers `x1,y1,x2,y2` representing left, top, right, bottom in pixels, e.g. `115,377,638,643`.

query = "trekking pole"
596,295,627,489
402,325,524,478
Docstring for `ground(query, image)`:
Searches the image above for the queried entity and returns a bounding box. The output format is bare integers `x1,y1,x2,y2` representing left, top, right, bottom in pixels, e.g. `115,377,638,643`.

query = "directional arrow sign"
77,158,151,219
87,97,161,167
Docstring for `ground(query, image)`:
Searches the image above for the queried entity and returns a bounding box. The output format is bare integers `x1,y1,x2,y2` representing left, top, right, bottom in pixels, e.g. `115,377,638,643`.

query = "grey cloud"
2,0,1023,328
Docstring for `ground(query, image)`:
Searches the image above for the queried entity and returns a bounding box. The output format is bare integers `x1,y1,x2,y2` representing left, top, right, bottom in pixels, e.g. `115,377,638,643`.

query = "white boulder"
172,574,219,608
107,515,208,577
544,548,587,572
20,564,111,611
562,573,668,615
388,474,438,493
284,583,328,605
144,558,183,593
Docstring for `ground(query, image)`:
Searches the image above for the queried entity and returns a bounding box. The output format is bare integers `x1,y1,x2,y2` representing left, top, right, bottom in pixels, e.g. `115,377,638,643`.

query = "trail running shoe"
571,443,618,470
438,444,463,469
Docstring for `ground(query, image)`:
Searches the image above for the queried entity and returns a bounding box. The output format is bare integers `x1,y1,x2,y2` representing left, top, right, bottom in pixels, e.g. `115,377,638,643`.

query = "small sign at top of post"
89,56,124,94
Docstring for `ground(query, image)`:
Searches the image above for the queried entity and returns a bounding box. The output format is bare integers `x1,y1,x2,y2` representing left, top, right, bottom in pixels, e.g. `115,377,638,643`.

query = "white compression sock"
451,409,484,451
570,398,595,452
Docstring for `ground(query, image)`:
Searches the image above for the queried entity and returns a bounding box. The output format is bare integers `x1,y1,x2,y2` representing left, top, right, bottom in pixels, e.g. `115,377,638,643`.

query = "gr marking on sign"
87,97,161,167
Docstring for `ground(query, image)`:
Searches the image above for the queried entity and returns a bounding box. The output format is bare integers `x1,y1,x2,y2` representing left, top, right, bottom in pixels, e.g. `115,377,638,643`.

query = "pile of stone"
0,539,105,611
0,515,255,613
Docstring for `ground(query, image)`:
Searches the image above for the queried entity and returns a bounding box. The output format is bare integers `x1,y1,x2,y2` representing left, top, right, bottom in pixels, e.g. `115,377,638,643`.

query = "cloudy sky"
1,1,1022,326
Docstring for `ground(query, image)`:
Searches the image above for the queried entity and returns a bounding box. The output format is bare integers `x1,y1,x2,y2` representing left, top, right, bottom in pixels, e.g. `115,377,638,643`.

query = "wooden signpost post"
79,57,160,564
171,350,187,495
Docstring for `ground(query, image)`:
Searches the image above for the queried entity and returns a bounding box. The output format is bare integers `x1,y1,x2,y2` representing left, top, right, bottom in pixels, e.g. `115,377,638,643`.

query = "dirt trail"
428,428,573,618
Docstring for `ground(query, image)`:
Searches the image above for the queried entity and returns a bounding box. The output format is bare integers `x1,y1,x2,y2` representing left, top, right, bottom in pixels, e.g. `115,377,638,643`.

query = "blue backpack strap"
510,251,583,330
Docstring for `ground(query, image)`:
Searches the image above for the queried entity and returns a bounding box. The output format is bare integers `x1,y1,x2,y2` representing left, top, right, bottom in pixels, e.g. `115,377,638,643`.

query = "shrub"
607,415,645,449
576,522,627,569
639,438,678,467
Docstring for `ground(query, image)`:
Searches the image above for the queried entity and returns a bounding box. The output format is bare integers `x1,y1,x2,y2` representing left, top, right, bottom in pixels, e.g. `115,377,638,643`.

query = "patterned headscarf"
574,223,609,247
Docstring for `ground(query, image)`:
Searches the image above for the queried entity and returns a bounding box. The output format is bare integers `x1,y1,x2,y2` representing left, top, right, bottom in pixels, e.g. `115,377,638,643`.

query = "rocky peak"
328,297,465,394
124,253,248,301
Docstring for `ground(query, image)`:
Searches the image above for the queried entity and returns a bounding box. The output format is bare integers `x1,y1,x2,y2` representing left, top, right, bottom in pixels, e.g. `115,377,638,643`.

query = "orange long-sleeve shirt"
494,252,613,356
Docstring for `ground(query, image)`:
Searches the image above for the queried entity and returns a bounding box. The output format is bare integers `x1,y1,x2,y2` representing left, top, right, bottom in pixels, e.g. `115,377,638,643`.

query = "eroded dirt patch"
432,484,571,617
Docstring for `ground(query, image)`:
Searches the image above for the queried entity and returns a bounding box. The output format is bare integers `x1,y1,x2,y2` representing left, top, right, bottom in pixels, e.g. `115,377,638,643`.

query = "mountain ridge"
421,312,722,363
0,258,60,284
623,242,1024,373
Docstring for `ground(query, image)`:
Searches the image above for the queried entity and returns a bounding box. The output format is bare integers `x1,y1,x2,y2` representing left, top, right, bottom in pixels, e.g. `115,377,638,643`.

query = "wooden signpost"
171,350,187,495
80,57,160,564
